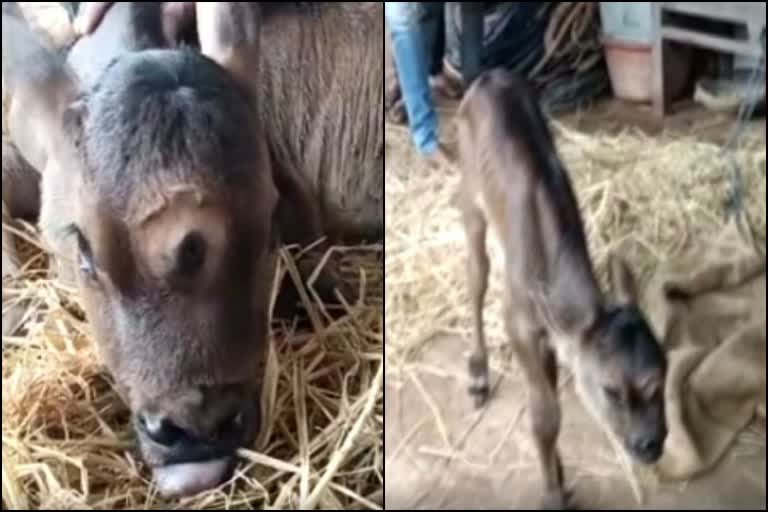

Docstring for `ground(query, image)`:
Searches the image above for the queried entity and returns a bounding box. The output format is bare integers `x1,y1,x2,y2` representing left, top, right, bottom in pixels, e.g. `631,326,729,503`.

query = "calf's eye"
75,229,97,280
78,251,95,276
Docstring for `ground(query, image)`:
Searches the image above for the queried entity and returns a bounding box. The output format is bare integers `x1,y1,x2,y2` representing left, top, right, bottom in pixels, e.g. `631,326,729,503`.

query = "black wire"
722,27,766,217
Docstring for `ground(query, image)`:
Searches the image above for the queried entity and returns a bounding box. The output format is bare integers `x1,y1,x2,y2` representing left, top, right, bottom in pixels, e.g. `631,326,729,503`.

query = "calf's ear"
195,2,262,89
610,256,639,305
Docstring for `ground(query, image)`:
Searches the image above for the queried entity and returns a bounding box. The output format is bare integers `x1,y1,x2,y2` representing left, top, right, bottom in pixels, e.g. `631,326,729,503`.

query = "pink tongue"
153,458,229,497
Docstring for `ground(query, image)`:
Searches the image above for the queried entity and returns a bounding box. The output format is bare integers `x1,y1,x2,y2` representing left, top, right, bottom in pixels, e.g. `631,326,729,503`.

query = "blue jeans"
385,2,439,156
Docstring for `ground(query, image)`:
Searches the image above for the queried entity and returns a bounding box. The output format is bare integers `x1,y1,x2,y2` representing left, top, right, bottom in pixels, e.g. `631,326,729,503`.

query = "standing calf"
454,69,667,509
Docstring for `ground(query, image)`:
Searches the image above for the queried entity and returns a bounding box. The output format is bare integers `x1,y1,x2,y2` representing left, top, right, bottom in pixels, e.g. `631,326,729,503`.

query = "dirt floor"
383,92,766,510
384,334,765,510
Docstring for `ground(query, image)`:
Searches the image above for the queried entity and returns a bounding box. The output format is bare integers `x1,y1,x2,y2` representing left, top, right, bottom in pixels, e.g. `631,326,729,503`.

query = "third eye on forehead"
175,231,207,277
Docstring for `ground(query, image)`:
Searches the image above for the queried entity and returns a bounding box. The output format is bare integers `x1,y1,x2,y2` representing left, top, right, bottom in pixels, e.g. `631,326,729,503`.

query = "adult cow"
1,1,382,497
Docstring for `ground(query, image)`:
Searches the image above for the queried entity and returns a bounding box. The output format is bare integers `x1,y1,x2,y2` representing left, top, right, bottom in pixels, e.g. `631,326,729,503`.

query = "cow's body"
252,3,383,243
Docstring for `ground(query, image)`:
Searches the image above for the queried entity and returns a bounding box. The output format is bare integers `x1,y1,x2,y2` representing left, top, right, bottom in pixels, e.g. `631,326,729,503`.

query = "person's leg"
460,2,484,87
385,2,439,156
423,2,463,100
420,2,446,77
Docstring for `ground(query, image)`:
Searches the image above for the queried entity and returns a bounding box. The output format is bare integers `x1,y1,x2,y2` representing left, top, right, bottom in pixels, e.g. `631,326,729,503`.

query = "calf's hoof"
541,489,576,510
467,353,489,409
468,386,489,409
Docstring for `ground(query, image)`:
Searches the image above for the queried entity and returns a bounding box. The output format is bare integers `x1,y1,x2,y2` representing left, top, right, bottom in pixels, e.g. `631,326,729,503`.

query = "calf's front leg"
462,205,490,408
507,313,570,509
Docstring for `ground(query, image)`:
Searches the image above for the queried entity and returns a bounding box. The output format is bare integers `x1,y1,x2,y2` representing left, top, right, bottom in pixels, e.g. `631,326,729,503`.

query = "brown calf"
454,69,667,509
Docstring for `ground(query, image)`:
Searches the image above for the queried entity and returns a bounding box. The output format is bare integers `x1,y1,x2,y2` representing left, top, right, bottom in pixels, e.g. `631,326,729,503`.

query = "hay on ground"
2,229,383,510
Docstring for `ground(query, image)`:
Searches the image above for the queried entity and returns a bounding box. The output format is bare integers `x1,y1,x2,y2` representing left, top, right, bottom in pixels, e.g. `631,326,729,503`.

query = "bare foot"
386,99,407,125
385,76,402,111
427,143,456,169
430,73,463,100
386,73,463,125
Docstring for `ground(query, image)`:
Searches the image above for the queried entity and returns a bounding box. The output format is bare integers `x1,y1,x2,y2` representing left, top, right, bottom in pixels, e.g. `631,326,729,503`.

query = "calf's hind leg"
461,204,490,408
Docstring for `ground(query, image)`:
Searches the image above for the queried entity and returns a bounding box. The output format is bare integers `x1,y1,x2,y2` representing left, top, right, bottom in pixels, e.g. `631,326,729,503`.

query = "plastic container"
602,36,692,103
599,2,654,45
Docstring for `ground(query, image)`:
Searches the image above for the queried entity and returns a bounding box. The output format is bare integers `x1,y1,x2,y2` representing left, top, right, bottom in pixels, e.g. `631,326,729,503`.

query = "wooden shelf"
651,2,765,117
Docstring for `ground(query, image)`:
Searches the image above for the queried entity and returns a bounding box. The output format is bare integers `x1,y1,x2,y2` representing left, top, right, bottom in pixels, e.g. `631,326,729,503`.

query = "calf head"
3,6,277,496
574,258,668,465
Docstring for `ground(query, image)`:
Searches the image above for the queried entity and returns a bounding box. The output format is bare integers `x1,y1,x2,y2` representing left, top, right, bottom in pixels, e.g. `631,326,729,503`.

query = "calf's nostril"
215,410,245,440
140,414,190,447
636,438,661,455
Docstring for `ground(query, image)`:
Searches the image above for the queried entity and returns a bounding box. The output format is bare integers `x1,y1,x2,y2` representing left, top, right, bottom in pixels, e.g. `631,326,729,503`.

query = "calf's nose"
139,408,246,447
631,436,663,463
140,415,191,447
137,409,249,497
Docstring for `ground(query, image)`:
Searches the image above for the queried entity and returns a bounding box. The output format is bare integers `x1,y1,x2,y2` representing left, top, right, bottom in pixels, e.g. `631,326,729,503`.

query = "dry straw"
2,227,383,510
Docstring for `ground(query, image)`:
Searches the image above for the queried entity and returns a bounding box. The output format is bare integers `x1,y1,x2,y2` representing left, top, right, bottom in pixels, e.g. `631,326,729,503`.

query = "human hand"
74,1,196,46
73,1,114,36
